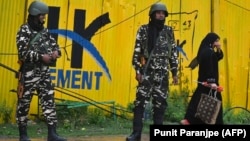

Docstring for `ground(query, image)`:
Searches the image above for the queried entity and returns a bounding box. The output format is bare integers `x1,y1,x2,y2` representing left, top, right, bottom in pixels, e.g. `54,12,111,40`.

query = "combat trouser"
16,64,58,126
132,69,169,131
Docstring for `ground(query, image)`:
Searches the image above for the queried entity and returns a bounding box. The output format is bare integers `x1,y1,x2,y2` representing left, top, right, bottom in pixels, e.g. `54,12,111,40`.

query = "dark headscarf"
196,33,220,61
147,12,165,53
187,32,220,69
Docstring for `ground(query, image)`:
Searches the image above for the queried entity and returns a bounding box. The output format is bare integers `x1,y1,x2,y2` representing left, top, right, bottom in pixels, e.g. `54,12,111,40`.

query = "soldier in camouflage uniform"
126,2,178,141
16,1,66,141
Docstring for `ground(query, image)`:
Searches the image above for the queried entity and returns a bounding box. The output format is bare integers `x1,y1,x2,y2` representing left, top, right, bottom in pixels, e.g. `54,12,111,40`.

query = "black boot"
18,125,31,141
126,131,141,141
47,124,67,141
153,108,165,125
126,106,143,141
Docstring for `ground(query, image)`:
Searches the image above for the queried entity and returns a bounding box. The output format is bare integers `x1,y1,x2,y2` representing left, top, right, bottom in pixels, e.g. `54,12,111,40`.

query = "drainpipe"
211,0,215,32
211,0,221,32
211,0,232,105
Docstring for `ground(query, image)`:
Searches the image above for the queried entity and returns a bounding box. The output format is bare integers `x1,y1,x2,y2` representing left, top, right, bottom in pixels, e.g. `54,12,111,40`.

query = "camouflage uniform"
131,24,178,131
16,23,60,126
16,1,66,141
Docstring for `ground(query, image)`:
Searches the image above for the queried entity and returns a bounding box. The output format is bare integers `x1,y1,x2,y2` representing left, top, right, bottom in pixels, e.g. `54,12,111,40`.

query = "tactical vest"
18,25,54,66
29,29,52,55
141,25,174,59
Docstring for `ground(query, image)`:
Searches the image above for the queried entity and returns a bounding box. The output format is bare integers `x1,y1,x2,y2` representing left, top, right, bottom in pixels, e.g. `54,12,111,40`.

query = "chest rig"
140,25,174,72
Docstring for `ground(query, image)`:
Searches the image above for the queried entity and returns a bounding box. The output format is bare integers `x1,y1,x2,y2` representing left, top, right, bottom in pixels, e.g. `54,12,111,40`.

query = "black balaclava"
27,14,45,32
196,32,220,61
147,11,165,54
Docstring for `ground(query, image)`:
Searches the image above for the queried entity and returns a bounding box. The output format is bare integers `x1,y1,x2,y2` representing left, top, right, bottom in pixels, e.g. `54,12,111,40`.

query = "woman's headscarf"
187,32,220,69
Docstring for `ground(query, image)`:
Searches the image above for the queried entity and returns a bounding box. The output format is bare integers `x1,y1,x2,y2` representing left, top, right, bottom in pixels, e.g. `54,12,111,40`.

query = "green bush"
87,108,107,126
56,105,88,129
0,100,13,123
165,88,189,122
223,107,250,124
